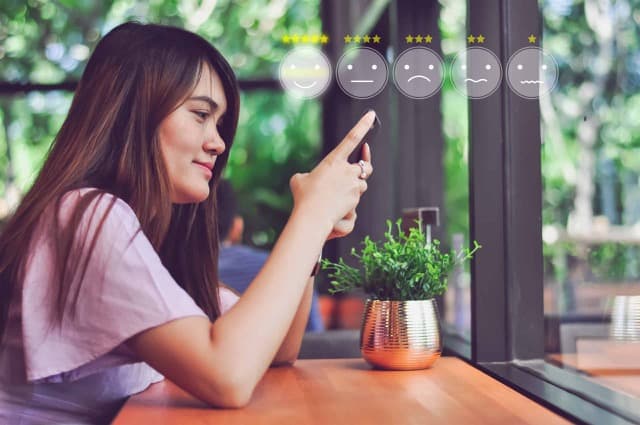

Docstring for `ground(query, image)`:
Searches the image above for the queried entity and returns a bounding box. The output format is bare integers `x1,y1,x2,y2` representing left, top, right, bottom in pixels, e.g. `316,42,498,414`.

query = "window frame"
464,0,640,423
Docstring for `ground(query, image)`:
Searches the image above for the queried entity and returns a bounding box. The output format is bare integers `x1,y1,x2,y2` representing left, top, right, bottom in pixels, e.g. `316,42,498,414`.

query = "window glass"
541,0,640,400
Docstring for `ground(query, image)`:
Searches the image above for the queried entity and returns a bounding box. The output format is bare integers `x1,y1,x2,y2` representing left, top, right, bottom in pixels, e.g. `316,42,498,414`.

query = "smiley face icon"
506,47,558,99
393,47,444,99
279,46,332,99
451,47,502,99
336,47,388,99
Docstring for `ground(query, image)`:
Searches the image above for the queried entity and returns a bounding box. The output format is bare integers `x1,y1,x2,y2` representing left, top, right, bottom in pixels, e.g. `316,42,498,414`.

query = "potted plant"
321,219,481,370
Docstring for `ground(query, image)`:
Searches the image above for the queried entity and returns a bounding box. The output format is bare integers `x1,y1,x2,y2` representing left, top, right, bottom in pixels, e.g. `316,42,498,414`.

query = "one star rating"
282,34,329,44
528,34,537,44
343,34,381,44
404,34,433,44
467,34,486,44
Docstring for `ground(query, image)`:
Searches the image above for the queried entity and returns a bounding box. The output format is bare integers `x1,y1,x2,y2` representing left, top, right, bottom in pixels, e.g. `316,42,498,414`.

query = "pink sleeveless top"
0,188,239,424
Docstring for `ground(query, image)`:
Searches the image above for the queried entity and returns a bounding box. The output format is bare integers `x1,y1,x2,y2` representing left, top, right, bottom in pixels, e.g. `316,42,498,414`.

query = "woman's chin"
172,186,210,204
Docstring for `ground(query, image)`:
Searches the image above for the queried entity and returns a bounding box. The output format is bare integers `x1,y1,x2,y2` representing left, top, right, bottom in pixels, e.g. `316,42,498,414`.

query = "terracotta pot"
360,299,442,370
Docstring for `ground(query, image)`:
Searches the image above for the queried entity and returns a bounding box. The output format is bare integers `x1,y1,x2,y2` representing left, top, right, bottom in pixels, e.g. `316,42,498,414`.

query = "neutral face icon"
393,47,444,99
451,47,502,99
506,47,558,99
336,47,388,99
279,47,332,99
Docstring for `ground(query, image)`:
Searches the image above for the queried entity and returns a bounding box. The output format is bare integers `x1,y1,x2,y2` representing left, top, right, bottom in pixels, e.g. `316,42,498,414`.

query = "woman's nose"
204,132,225,156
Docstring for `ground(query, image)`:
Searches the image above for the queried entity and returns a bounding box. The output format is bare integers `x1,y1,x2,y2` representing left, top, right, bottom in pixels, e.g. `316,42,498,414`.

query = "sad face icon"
451,47,502,99
393,47,444,99
506,47,559,99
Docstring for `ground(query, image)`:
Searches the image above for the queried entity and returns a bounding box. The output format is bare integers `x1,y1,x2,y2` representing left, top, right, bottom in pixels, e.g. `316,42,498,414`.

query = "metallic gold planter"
360,299,442,370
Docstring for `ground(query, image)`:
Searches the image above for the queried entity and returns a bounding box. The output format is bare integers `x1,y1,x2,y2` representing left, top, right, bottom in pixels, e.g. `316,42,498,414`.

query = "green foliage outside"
0,0,322,247
321,219,481,301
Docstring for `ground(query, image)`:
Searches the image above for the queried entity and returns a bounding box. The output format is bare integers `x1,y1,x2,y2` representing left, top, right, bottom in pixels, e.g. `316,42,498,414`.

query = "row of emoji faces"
279,46,559,100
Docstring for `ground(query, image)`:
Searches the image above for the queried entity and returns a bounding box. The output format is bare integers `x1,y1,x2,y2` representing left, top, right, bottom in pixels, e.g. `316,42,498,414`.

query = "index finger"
332,110,376,160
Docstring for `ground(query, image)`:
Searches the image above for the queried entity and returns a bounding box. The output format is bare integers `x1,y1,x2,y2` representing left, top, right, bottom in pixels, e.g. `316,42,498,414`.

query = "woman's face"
158,65,227,204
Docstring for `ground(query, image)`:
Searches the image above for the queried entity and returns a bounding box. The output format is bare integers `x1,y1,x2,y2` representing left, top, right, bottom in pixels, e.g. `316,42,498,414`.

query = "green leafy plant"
321,219,481,301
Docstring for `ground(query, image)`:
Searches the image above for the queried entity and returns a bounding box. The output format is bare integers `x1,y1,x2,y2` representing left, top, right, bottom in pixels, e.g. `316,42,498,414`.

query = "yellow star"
414,35,423,43
320,34,329,44
424,34,433,43
528,34,537,43
372,34,381,43
363,35,371,43
344,34,352,43
353,35,361,43
291,34,300,44
477,34,485,43
405,34,414,43
467,34,475,44
301,35,310,43
311,35,319,44
282,35,291,44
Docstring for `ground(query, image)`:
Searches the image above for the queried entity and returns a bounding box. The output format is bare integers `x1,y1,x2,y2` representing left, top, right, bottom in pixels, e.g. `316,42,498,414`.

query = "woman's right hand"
289,111,375,238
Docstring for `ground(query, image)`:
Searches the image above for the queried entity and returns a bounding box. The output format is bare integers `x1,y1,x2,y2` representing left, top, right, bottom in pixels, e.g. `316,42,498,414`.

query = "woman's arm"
270,277,315,366
126,111,375,408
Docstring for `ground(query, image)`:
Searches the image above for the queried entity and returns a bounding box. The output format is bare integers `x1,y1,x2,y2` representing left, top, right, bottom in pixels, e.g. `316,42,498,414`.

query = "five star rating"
281,34,329,45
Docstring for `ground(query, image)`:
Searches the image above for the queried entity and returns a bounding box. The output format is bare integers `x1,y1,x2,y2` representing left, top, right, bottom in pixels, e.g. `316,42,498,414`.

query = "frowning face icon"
336,47,388,99
506,47,558,99
393,47,444,99
451,47,502,99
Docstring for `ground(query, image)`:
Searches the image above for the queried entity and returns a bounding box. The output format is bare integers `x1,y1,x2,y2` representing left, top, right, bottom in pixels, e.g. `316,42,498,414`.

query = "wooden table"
113,358,569,424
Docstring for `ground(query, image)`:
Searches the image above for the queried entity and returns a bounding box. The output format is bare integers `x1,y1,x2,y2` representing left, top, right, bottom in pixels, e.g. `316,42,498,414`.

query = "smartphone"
348,110,381,164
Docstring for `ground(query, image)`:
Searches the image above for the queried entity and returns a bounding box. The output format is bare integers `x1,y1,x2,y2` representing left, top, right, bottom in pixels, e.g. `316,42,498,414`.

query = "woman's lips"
193,162,213,178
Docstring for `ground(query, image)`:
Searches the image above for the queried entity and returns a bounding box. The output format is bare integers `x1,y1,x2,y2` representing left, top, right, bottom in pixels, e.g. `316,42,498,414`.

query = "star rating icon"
476,34,485,43
467,34,476,44
528,34,537,43
281,34,329,44
404,34,433,44
343,34,381,44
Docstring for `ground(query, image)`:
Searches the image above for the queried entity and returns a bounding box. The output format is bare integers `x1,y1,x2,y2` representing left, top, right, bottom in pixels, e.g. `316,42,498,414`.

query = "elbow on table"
200,372,256,409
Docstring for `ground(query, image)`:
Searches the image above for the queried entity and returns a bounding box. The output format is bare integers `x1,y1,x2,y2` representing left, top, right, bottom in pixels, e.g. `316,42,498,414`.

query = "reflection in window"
541,0,639,400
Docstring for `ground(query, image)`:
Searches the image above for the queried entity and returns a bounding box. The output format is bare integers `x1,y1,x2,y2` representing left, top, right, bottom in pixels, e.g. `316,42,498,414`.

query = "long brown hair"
0,22,240,342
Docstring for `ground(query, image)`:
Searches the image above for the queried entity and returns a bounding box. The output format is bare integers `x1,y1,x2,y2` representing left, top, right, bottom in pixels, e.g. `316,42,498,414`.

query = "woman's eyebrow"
188,96,226,115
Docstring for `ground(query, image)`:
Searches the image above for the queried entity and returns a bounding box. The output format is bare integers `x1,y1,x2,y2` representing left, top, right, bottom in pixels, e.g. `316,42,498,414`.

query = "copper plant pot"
360,299,442,370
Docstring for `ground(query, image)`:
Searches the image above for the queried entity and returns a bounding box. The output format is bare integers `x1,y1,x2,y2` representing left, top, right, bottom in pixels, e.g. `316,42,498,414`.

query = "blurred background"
0,0,638,399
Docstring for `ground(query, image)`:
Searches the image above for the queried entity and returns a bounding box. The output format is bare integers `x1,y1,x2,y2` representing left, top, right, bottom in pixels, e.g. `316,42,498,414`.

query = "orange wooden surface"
113,358,569,425
546,340,640,398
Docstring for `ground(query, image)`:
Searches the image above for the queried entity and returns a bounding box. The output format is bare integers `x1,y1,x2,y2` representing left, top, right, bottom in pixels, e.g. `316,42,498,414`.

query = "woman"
0,22,374,423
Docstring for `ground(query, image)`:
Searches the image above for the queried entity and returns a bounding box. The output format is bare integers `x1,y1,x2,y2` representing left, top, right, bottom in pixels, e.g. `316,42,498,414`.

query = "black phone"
348,110,381,164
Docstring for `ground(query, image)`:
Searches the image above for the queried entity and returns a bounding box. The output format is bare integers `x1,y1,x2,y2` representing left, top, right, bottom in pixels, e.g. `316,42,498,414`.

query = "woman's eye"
193,111,210,120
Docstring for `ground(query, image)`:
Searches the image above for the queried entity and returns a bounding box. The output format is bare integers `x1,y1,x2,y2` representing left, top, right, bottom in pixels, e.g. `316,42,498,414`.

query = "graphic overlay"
279,46,332,99
506,47,559,99
451,46,502,99
336,47,388,99
393,47,444,99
